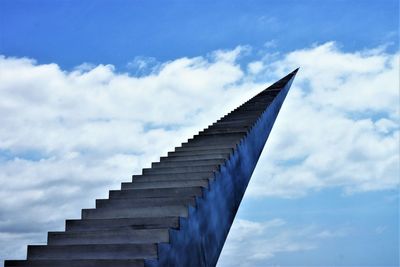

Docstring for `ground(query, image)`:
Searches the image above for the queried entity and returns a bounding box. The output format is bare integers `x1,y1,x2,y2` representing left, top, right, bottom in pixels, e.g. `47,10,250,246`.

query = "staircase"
5,69,298,267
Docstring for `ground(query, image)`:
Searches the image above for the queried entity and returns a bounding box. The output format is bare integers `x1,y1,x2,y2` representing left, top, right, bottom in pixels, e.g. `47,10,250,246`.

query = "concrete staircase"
5,69,298,267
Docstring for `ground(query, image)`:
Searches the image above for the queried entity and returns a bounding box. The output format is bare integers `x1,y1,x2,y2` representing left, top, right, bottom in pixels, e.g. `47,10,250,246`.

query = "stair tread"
109,187,203,199
5,259,145,267
82,204,189,219
96,196,196,208
122,179,209,190
27,243,157,260
65,217,180,231
48,228,169,245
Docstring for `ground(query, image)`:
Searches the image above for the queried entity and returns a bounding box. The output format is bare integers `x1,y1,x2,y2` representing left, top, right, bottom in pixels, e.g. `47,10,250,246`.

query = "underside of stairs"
5,69,298,267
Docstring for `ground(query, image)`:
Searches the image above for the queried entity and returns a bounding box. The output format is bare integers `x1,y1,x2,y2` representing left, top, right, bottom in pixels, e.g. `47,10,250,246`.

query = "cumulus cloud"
217,218,347,267
247,42,399,198
0,42,398,262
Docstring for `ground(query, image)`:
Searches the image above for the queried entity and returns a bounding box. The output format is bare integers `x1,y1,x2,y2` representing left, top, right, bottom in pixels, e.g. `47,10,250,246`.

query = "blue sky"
0,0,399,266
1,0,398,69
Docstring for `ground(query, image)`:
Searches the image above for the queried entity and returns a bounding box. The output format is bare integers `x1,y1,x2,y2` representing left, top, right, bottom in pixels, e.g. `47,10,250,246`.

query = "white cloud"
247,61,264,74
126,56,161,76
247,42,399,198
217,218,346,267
0,42,398,262
269,42,399,117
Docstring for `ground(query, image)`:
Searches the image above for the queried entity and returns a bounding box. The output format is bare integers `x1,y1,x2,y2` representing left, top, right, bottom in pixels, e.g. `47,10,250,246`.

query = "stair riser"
122,180,208,190
142,165,218,174
186,138,242,146
184,137,240,145
5,260,145,267
174,145,235,152
48,229,169,245
109,187,203,199
233,108,265,112
133,172,212,180
217,115,259,122
65,217,179,232
82,206,188,219
96,197,196,209
152,159,225,168
210,120,251,127
133,175,214,183
199,129,248,135
193,131,247,137
225,110,264,116
208,121,250,127
160,154,229,162
168,148,233,156
181,141,239,148
208,121,250,129
234,103,270,109
27,244,156,260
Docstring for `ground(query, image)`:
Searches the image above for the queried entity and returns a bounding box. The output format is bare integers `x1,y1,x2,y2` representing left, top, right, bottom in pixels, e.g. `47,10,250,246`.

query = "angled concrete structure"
5,69,298,267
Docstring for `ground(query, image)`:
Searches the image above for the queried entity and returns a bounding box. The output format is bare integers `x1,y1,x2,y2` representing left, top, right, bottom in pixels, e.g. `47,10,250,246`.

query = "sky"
0,0,398,266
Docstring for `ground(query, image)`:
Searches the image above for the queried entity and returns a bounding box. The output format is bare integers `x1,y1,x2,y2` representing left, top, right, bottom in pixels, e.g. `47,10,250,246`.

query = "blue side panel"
145,76,295,267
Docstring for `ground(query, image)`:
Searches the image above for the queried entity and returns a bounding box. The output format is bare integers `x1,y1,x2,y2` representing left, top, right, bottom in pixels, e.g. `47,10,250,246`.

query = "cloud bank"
218,218,348,267
0,42,398,262
247,42,399,198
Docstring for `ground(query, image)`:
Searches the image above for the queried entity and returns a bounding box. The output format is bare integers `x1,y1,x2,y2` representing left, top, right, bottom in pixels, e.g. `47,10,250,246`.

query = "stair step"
27,244,156,260
168,147,233,156
109,187,203,199
217,116,256,122
189,131,245,141
260,88,281,93
5,259,145,267
237,104,267,111
187,134,242,143
122,179,209,189
132,172,214,182
82,204,188,219
234,108,265,112
210,119,251,125
160,153,229,161
66,217,179,232
48,228,169,245
248,93,276,100
174,145,235,152
210,119,252,126
181,139,239,148
152,158,225,168
238,101,270,107
96,197,196,209
200,128,249,135
194,131,247,138
187,137,243,145
183,139,242,147
217,115,259,122
142,165,218,175
222,110,261,116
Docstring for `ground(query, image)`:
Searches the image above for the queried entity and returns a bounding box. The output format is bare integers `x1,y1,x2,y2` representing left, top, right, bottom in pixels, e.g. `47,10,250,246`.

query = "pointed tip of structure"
290,67,300,76
262,68,299,92
279,67,300,83
276,68,300,82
